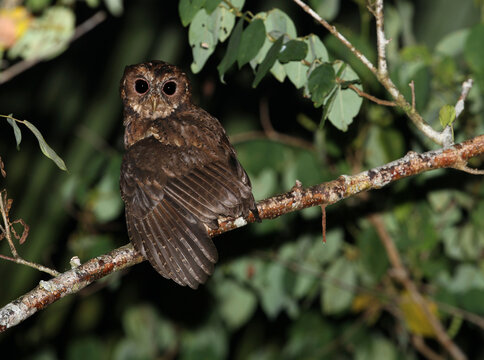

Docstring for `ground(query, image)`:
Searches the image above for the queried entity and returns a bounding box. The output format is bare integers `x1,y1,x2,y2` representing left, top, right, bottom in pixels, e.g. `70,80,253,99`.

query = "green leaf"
326,64,362,131
211,1,237,43
5,114,22,149
67,337,105,360
309,0,340,22
26,0,52,12
104,0,124,16
22,120,67,171
189,9,216,73
284,34,329,89
435,29,469,57
203,0,221,13
258,263,288,319
308,63,335,107
179,0,206,26
354,335,398,360
217,17,244,81
250,9,297,81
263,8,297,40
237,19,266,68
278,40,308,63
465,24,484,74
250,168,277,200
357,227,389,283
89,157,124,223
322,258,356,314
122,305,160,356
180,323,228,360
439,104,456,128
215,279,257,330
252,36,284,87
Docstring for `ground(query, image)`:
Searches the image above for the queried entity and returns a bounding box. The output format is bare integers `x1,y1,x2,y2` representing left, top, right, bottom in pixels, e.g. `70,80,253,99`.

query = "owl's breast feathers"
120,107,258,288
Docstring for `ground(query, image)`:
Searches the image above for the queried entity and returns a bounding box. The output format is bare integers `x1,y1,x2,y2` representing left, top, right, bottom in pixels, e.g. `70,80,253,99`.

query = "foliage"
1,0,484,359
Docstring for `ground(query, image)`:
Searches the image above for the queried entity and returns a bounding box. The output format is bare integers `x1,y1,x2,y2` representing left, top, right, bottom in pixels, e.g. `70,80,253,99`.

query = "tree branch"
1,134,484,331
369,214,467,360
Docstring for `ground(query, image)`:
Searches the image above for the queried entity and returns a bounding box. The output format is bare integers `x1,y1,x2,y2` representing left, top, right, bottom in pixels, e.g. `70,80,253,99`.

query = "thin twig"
452,163,484,175
409,80,416,111
0,11,107,85
437,301,484,330
321,205,326,243
372,0,389,78
346,83,396,106
0,254,59,277
412,335,445,360
455,78,473,119
292,0,378,75
243,98,315,151
230,130,315,151
369,215,467,360
294,0,447,145
0,190,60,276
0,191,17,257
259,98,276,135
371,0,448,145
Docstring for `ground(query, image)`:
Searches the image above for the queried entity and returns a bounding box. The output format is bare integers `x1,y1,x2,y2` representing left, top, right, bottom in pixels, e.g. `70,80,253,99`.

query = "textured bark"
1,134,484,332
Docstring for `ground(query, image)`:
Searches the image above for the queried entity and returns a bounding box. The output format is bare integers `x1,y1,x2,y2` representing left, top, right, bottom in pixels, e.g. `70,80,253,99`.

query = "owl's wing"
120,137,256,289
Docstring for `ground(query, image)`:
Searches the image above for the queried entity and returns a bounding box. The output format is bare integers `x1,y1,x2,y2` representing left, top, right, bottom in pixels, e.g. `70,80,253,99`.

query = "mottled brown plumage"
119,61,258,289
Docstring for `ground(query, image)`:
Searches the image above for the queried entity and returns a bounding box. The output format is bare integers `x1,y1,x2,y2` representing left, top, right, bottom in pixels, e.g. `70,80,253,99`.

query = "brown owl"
119,61,258,289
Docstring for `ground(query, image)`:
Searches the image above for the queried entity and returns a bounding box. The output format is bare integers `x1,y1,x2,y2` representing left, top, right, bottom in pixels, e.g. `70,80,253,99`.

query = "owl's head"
120,61,192,121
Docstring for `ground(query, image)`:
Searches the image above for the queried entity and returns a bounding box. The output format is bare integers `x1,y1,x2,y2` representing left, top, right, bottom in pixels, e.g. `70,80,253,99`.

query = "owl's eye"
134,79,149,94
163,81,177,95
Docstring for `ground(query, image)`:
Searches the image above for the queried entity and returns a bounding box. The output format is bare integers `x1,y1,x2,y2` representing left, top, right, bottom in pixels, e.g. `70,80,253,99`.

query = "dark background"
1,0,483,359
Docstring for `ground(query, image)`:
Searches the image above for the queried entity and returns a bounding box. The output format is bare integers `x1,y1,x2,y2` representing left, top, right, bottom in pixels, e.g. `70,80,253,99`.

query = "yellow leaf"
400,291,439,337
352,293,382,324
0,7,32,48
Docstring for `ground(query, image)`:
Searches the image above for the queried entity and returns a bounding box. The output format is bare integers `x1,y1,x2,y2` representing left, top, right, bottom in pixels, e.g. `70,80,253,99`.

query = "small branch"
259,98,276,135
230,131,315,151
321,205,326,243
369,215,467,360
455,78,473,119
437,301,484,330
346,83,396,106
412,335,445,360
409,81,416,111
222,0,251,22
441,78,475,149
0,254,59,277
373,0,390,78
1,190,59,276
452,163,484,175
2,134,484,331
0,11,107,85
0,191,17,257
231,98,315,151
292,0,378,75
295,0,447,145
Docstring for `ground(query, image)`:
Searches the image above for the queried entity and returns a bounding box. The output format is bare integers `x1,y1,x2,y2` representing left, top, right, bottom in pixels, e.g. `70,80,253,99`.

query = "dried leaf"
6,198,13,215
12,219,29,244
0,156,5,177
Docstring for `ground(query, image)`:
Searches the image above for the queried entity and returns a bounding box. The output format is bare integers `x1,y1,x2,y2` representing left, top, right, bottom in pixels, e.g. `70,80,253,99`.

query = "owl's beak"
151,99,158,113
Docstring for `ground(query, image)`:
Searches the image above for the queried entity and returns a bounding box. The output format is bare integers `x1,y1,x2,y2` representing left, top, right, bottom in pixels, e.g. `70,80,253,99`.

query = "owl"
119,61,258,289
